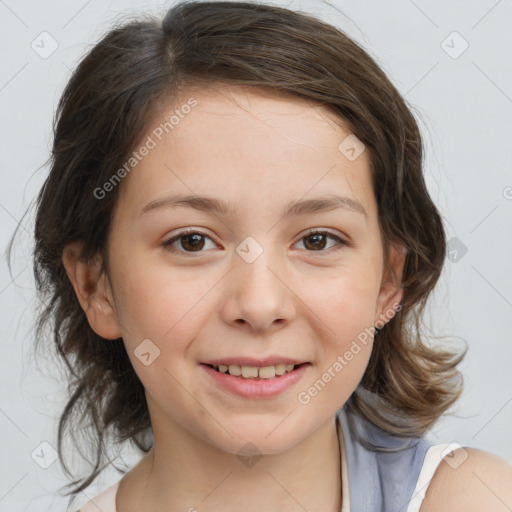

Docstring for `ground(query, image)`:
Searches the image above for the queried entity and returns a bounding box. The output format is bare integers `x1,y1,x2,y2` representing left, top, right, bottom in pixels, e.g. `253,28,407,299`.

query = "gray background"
1,0,511,510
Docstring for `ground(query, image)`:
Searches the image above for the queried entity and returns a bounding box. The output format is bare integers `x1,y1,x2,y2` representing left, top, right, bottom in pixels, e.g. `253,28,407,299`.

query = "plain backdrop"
1,0,511,510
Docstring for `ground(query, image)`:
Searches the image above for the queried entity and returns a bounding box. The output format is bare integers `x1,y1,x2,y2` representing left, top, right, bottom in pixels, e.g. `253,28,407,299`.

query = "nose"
219,246,295,335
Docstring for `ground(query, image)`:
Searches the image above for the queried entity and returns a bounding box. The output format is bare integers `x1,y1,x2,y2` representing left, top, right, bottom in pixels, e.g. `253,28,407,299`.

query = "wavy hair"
10,0,466,505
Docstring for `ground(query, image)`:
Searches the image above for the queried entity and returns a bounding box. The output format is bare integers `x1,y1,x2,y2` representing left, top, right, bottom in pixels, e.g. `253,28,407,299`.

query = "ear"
374,242,407,328
62,240,123,340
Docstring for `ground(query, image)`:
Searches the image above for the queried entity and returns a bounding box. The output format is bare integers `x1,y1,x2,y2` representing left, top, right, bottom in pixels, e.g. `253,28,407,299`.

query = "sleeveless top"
78,404,456,512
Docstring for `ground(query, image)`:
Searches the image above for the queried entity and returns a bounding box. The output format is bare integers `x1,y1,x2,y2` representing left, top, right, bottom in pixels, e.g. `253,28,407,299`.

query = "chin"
204,417,306,456
220,436,299,457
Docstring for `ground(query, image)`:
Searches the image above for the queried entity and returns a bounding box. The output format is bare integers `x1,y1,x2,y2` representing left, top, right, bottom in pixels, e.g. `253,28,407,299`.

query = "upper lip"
202,356,309,367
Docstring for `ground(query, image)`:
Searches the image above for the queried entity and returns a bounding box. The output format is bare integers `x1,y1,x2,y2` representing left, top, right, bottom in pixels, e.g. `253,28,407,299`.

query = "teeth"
241,366,259,378
274,364,287,376
227,364,241,376
214,363,298,379
258,366,276,379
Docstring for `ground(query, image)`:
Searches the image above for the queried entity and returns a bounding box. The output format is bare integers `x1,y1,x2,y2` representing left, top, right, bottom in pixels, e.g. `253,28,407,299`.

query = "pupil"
305,233,326,251
182,234,204,251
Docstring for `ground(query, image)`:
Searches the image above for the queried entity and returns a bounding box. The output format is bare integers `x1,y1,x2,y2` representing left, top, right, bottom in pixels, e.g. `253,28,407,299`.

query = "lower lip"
201,363,310,398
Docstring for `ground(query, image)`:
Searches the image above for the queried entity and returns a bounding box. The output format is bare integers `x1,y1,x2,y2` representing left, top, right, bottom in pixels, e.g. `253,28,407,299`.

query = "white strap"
337,417,351,512
406,442,464,512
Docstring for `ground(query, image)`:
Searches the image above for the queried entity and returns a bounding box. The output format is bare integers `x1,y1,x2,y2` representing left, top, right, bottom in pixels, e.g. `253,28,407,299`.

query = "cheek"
305,264,382,336
299,264,380,392
110,269,208,404
110,260,218,354
293,276,377,426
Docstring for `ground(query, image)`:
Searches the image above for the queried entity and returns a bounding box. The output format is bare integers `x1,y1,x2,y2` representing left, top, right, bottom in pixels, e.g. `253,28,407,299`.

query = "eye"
162,228,348,256
294,229,348,254
162,229,218,255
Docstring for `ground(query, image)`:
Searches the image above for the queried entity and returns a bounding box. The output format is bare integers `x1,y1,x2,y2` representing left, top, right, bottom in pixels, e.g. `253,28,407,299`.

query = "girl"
29,1,512,511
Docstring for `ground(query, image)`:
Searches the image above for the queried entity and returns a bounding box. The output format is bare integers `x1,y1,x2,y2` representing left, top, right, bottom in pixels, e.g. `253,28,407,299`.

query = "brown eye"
296,230,347,254
162,229,347,256
303,233,329,250
163,230,217,254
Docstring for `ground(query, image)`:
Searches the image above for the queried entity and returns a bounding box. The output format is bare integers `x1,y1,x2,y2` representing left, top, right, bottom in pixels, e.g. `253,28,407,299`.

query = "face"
67,85,404,456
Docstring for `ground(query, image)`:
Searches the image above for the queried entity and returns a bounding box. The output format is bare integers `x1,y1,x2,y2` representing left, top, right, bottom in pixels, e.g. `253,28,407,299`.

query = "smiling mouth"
203,362,308,379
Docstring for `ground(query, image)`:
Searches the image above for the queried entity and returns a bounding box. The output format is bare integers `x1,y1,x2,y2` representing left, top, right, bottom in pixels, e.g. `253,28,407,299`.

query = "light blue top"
336,402,434,512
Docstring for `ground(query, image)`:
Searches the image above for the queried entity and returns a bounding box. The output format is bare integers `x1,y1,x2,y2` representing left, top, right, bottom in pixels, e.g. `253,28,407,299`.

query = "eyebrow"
140,193,368,219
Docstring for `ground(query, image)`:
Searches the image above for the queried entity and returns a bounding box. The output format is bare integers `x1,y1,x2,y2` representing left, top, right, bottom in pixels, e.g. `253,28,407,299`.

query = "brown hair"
10,0,466,505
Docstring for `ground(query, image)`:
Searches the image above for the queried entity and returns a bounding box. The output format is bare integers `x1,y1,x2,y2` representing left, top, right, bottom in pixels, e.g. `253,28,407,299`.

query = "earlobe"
62,241,123,340
375,242,407,327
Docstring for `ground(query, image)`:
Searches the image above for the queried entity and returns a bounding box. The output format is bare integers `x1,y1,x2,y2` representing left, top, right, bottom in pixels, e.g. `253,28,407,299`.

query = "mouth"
200,361,311,398
201,362,310,380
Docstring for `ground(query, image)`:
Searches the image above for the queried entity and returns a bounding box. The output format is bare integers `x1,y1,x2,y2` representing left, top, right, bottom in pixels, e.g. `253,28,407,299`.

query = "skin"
421,447,512,511
64,84,512,512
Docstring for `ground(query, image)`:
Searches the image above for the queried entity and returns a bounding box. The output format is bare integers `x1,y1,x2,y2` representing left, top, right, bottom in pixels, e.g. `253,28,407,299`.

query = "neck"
117,414,343,512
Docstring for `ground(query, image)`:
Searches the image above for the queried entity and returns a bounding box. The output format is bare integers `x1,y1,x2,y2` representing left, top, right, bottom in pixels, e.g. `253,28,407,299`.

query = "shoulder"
420,447,512,511
74,478,120,512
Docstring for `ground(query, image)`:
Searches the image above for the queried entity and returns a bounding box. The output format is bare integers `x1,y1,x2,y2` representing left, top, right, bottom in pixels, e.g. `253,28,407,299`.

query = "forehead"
115,84,376,223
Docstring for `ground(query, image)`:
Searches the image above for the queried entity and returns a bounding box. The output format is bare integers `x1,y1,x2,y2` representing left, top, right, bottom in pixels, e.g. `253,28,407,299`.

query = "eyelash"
162,228,349,256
